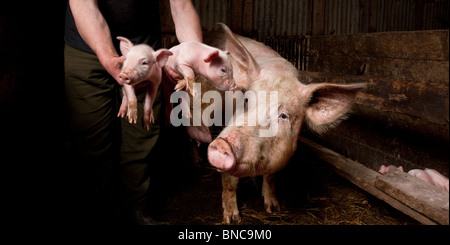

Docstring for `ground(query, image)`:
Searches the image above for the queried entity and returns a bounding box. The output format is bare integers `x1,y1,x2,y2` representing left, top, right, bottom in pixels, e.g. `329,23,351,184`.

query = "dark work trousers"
64,44,161,224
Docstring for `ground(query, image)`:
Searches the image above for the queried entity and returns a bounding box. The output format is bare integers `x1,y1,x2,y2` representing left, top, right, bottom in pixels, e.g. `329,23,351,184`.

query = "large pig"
117,36,172,130
165,41,236,96
194,24,365,224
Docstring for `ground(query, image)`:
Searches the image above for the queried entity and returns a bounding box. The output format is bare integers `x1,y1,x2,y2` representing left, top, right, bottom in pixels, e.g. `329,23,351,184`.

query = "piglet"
424,168,449,192
117,36,172,130
408,169,434,185
165,41,236,96
408,169,449,192
379,165,404,174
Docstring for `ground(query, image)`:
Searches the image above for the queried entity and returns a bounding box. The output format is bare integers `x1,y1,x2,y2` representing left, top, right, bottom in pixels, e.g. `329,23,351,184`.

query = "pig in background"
116,36,172,130
378,165,449,192
187,24,366,224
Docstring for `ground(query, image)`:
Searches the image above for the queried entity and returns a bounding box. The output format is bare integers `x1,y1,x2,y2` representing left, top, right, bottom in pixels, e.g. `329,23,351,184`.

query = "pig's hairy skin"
196,24,365,224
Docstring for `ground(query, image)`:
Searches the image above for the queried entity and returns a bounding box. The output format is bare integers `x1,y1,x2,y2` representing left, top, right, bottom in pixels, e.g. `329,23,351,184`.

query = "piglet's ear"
117,36,134,56
154,49,173,68
204,50,219,63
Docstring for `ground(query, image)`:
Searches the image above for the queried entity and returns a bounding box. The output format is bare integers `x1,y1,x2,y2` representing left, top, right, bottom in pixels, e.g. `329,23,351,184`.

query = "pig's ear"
301,83,366,134
117,36,133,56
154,49,173,68
218,23,261,81
204,50,219,63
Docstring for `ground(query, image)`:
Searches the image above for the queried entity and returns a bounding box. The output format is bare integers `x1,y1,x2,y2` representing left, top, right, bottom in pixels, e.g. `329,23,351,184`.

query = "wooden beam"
299,137,440,225
375,171,449,225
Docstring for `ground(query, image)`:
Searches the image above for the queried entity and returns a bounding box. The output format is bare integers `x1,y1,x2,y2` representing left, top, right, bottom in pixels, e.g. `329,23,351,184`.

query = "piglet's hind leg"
143,87,154,131
117,87,128,118
176,65,196,97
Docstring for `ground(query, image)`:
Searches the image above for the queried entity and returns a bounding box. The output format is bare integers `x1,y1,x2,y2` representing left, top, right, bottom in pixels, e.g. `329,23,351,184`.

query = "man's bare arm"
169,0,203,43
69,0,124,84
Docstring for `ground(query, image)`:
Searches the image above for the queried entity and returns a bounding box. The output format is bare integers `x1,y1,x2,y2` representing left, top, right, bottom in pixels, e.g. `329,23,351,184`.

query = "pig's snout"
208,137,236,172
119,73,131,84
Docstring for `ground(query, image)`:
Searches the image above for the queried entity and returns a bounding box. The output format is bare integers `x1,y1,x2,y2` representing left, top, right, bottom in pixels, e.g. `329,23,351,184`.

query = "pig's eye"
142,60,148,65
279,113,288,120
221,68,227,73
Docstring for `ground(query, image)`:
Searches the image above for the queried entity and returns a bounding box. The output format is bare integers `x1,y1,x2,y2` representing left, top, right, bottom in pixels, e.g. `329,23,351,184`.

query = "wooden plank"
414,0,424,30
311,0,325,36
299,137,439,225
374,171,449,225
231,0,243,34
299,71,448,178
298,72,449,130
368,0,378,32
307,30,449,82
159,0,174,33
308,30,450,61
242,0,253,36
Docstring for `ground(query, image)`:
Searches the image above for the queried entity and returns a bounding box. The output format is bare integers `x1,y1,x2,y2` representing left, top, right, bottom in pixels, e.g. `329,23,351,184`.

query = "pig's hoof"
128,110,138,124
175,79,186,91
118,104,127,118
143,115,154,131
150,113,155,123
117,111,126,118
223,213,241,225
264,200,281,214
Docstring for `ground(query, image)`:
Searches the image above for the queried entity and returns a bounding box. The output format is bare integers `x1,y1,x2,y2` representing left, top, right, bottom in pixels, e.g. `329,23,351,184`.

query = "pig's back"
236,36,299,78
167,41,211,67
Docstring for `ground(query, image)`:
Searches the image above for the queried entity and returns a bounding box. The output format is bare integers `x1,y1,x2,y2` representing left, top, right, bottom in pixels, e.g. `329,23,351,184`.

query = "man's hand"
101,55,126,85
164,66,184,82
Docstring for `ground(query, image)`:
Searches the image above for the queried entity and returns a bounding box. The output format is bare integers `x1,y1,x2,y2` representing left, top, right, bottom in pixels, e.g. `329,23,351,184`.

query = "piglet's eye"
279,113,288,120
221,68,227,73
142,60,148,65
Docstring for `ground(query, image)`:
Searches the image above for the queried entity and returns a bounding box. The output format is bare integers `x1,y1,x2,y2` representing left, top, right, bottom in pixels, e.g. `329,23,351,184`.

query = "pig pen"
278,30,449,224
148,30,448,225
147,128,419,225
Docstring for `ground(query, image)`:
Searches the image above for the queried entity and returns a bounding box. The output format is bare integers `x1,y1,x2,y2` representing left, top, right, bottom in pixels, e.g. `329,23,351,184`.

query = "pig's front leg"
117,87,128,118
123,84,138,124
175,65,196,97
262,174,280,213
221,174,241,224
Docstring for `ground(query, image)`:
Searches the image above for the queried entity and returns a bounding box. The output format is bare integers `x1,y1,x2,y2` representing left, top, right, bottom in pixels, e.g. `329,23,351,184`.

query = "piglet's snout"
208,138,236,172
119,73,131,84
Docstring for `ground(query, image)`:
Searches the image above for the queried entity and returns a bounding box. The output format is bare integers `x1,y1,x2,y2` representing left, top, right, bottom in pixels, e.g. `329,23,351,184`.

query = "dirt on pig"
148,129,419,225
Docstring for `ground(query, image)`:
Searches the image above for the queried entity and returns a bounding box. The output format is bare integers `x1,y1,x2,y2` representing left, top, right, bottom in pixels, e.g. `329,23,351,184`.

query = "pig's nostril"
207,138,236,171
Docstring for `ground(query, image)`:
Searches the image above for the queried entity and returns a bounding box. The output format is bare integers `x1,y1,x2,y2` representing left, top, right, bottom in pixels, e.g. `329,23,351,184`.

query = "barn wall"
302,30,449,176
157,1,449,174
160,0,449,40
